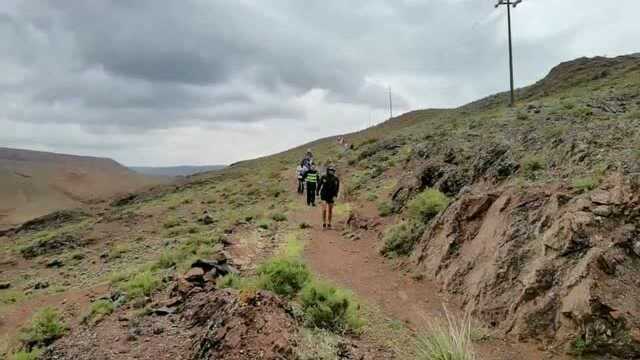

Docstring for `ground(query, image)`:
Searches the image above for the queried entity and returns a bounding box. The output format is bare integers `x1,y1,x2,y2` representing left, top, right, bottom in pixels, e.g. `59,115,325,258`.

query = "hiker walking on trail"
296,164,305,194
301,149,314,169
303,164,319,206
317,165,340,229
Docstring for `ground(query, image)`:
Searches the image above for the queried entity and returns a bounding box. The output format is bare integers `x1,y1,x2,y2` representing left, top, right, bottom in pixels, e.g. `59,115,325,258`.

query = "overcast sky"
1,0,639,166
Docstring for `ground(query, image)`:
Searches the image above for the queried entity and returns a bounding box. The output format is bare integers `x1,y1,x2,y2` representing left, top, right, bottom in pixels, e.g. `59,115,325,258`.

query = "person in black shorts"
317,165,340,229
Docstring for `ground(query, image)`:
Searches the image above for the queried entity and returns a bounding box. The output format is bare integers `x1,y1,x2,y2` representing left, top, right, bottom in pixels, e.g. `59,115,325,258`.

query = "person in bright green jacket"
303,164,319,206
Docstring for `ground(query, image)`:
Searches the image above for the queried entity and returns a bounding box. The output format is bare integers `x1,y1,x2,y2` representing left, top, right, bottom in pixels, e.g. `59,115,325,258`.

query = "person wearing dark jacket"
317,165,340,229
303,164,319,206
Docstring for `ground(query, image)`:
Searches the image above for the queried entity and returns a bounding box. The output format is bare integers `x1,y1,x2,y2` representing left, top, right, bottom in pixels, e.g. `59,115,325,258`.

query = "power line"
495,0,524,107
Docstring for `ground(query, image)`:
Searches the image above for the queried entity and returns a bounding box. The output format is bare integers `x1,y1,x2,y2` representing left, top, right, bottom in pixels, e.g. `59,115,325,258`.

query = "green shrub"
83,299,115,324
299,222,311,229
381,221,425,256
271,213,288,222
521,155,545,180
407,189,449,223
120,270,161,299
572,177,597,192
19,307,67,348
11,348,43,360
163,216,182,229
155,250,178,269
256,258,311,298
415,310,476,360
377,201,393,217
570,337,589,356
257,219,272,230
300,281,362,332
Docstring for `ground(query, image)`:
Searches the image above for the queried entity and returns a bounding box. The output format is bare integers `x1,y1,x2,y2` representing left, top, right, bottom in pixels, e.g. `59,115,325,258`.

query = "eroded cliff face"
412,174,640,357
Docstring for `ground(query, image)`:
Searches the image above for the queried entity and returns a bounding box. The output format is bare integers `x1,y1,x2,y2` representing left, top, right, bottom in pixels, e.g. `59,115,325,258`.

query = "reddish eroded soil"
297,196,566,359
0,284,108,352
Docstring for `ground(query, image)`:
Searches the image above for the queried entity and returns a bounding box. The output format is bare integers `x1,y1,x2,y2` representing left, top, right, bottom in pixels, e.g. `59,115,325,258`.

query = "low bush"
256,258,311,298
119,270,161,299
521,155,545,180
377,201,393,217
83,299,115,325
300,281,362,332
572,177,597,192
11,348,43,360
163,216,182,229
271,213,288,222
257,219,272,230
19,307,67,349
407,189,449,223
381,221,425,256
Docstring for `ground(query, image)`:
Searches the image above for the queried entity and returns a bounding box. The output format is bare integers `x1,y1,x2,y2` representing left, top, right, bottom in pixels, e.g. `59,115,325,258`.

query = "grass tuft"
414,309,476,360
83,299,115,325
11,348,43,360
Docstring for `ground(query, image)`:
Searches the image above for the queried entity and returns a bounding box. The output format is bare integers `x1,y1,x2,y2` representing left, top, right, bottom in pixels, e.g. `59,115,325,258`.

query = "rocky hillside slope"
341,53,640,357
0,147,159,229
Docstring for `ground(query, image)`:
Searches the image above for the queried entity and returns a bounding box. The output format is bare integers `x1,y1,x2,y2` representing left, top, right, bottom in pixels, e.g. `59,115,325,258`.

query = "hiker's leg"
321,202,327,226
306,184,312,205
328,202,334,226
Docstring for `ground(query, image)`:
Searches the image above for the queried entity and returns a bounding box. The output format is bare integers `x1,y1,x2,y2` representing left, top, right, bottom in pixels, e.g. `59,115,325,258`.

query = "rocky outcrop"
412,174,640,357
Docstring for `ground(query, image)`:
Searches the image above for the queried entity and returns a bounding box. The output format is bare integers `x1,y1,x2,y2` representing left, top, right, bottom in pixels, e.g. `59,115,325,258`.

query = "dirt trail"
293,192,561,359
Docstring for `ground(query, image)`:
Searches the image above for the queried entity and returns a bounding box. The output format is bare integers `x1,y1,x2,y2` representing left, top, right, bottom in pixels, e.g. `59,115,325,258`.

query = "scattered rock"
592,205,612,217
151,307,176,316
46,258,64,268
200,211,214,225
632,241,640,257
152,324,164,335
184,267,205,284
33,280,49,290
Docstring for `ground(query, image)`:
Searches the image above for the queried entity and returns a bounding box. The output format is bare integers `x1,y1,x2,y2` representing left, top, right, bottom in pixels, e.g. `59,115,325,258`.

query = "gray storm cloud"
1,0,639,165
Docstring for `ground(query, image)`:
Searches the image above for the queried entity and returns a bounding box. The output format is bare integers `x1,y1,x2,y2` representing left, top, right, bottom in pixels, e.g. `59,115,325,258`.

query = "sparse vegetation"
300,280,362,332
83,299,115,325
521,155,545,180
381,221,425,256
255,258,311,298
271,212,288,222
116,270,161,299
377,201,393,217
572,177,597,192
11,348,43,360
257,219,272,230
570,337,589,356
19,307,67,349
407,189,449,223
414,310,476,360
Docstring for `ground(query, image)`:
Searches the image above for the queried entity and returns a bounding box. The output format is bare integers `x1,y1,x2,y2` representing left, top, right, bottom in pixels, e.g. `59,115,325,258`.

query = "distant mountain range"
0,147,159,228
130,165,225,177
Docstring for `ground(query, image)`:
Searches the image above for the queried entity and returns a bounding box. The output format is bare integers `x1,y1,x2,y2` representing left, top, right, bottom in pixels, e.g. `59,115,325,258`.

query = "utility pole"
388,86,393,119
495,0,523,107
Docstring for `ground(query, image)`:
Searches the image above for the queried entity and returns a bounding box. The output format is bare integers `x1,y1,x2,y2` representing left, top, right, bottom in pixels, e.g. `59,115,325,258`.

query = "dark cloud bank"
0,0,638,165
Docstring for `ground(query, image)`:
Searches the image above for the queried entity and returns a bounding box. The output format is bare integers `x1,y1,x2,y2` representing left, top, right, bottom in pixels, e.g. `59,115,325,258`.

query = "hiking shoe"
327,224,332,229
322,223,327,229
